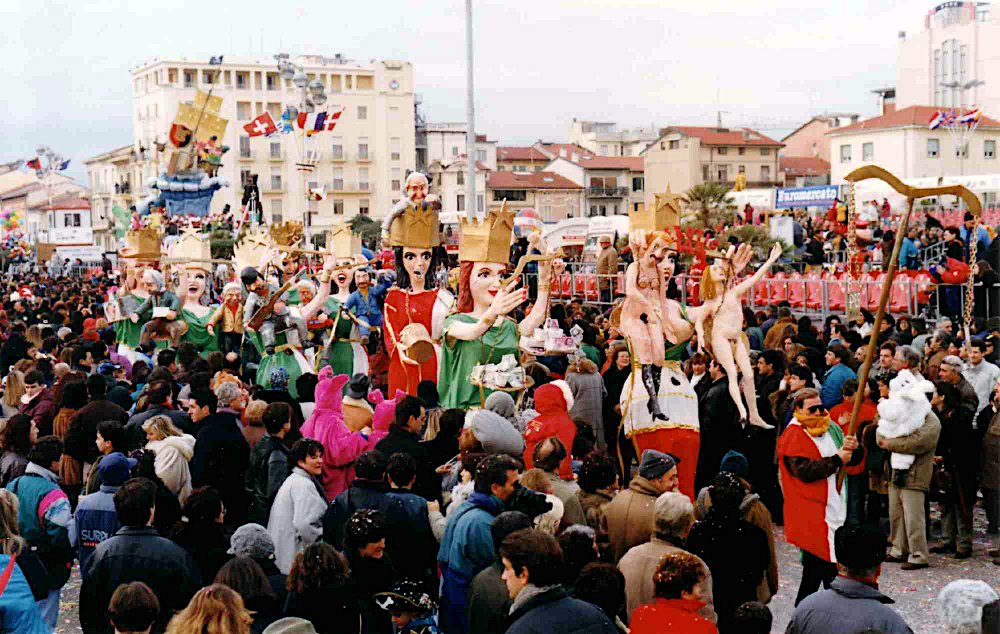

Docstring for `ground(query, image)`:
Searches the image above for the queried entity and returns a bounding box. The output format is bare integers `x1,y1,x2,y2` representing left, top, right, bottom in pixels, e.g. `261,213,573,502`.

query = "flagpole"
465,0,476,221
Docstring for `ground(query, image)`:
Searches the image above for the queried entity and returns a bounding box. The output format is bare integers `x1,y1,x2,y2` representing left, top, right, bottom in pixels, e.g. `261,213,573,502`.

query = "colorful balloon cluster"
0,206,23,231
1,229,32,259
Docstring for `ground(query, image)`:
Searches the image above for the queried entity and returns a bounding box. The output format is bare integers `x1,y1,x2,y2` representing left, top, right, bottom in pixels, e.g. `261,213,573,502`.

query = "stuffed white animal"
876,369,935,471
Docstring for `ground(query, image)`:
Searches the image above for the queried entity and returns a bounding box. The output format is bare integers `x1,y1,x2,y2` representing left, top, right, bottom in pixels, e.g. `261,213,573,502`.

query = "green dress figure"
319,296,369,378
438,314,519,410
181,306,221,353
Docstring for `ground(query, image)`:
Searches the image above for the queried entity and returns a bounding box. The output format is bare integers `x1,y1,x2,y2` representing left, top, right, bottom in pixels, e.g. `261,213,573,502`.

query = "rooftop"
827,105,1000,135
497,146,550,162
662,126,784,147
37,194,91,210
779,156,831,177
574,155,644,171
487,171,583,190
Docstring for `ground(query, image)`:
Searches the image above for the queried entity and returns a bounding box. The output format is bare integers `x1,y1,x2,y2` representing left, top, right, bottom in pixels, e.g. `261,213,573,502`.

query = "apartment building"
0,173,87,247
486,171,584,222
130,54,416,233
497,146,551,172
423,123,497,170
544,154,644,217
641,126,783,205
781,114,860,160
426,157,490,217
84,145,154,251
568,119,659,157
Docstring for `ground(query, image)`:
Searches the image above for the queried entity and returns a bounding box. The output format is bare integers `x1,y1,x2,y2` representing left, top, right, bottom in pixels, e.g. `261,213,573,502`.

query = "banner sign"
774,185,839,209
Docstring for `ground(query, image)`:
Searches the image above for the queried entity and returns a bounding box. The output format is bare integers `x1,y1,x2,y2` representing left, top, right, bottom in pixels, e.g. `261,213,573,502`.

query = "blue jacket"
0,555,50,634
437,493,504,634
898,237,918,269
6,463,74,590
74,485,121,575
345,281,391,337
821,363,856,409
786,577,912,634
506,587,617,634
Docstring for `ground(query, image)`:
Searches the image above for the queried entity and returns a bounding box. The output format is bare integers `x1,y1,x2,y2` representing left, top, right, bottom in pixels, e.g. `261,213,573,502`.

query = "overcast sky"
1,0,923,184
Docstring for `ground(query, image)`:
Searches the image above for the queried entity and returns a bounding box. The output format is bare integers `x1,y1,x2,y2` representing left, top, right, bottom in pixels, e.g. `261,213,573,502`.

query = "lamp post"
465,0,476,220
939,79,985,177
275,54,328,245
34,145,67,244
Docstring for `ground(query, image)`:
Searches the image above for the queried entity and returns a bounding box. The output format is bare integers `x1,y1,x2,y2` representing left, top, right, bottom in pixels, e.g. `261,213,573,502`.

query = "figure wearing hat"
438,205,560,410
382,172,454,396
318,225,370,379
374,581,441,634
208,282,245,357
133,268,189,348
171,229,220,353
111,228,161,361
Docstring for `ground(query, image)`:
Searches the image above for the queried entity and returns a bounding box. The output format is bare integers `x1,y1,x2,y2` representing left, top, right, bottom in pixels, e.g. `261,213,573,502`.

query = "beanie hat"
465,410,525,456
638,449,677,480
719,450,749,481
99,452,138,487
228,523,276,560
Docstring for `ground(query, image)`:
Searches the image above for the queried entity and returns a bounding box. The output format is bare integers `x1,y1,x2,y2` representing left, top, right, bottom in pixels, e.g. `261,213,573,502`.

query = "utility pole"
465,0,476,220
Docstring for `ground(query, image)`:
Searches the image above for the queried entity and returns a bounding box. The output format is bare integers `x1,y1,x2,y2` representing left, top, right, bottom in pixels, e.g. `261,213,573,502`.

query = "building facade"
422,123,497,171
781,114,860,160
1,173,87,247
427,158,489,217
496,146,551,172
896,2,1000,114
544,155,643,217
83,145,152,252
780,156,831,187
486,171,584,222
130,54,416,232
568,119,659,157
641,126,783,205
827,105,1000,184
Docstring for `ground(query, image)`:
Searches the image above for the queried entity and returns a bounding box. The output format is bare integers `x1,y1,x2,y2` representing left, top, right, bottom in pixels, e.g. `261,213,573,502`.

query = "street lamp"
938,79,986,177
32,145,67,245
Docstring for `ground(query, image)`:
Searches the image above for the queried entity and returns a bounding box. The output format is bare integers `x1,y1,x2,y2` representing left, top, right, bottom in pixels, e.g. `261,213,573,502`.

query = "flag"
323,108,344,131
280,109,294,134
58,160,70,171
243,112,278,137
297,112,308,129
209,55,224,65
928,111,944,130
297,111,330,133
309,112,327,136
26,157,41,170
307,186,325,201
959,108,981,125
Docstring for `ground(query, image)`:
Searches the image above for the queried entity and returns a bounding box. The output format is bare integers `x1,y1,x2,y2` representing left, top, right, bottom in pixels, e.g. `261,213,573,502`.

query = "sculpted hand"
768,243,783,263
486,284,527,320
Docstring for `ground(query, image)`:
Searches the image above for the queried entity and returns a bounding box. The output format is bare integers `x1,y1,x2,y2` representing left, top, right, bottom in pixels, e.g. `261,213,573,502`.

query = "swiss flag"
243,112,278,137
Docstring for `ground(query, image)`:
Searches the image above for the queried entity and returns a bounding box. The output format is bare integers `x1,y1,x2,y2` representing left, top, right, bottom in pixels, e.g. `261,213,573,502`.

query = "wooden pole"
838,197,914,487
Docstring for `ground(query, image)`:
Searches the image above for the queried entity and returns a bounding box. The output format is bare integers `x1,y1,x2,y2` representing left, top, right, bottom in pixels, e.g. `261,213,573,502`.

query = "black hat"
834,524,885,572
374,580,436,616
240,266,261,288
346,373,370,400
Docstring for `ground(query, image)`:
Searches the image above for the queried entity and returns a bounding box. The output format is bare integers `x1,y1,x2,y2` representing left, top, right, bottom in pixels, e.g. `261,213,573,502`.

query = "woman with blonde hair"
142,415,195,503
165,584,252,634
0,489,51,633
1,370,25,420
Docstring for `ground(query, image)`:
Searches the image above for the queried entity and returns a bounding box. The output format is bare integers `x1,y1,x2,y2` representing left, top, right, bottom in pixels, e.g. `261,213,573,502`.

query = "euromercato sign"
774,185,839,209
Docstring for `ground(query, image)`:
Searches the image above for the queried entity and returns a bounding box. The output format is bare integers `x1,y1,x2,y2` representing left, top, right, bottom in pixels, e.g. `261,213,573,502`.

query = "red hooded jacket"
523,381,577,480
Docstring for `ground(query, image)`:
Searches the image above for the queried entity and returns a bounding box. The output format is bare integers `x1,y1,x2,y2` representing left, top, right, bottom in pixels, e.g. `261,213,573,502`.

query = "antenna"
716,110,730,128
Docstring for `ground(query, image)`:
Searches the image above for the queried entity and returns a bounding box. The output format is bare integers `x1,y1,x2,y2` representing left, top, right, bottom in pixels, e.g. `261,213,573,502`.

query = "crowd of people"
0,215,999,634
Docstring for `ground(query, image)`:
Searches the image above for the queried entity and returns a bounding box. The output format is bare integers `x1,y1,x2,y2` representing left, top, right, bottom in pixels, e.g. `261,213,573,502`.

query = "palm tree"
684,182,735,230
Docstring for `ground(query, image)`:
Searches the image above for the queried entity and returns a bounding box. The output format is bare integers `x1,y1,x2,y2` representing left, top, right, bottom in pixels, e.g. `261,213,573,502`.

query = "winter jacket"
375,428,441,503
6,463,74,591
983,410,1000,491
74,484,121,576
246,434,291,525
323,478,406,551
964,361,1000,415
19,388,54,436
820,363,856,409
524,382,577,480
386,489,437,585
876,411,941,492
602,476,660,562
284,581,362,634
437,492,505,634
505,586,617,634
629,598,718,634
268,467,327,574
686,509,769,632
696,376,742,492
80,526,201,634
301,369,369,500
467,561,510,634
124,404,193,451
618,536,716,622
578,489,613,536
543,470,585,526
0,451,27,488
0,554,50,634
786,577,913,634
63,399,129,464
190,409,251,526
172,520,231,587
347,550,395,634
566,361,606,447
146,434,195,504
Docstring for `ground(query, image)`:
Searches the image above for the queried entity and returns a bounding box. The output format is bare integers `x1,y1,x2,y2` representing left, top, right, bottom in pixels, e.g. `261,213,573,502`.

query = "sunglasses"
807,404,827,415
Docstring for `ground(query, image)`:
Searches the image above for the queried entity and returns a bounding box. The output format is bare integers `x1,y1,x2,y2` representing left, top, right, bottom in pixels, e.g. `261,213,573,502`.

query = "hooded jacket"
524,381,577,480
301,368,370,500
368,389,406,447
146,434,195,504
786,577,912,634
267,467,327,574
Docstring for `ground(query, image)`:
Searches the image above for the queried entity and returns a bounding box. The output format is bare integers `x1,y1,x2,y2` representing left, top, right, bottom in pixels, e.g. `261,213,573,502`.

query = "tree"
683,182,735,231
348,214,382,248
209,228,235,260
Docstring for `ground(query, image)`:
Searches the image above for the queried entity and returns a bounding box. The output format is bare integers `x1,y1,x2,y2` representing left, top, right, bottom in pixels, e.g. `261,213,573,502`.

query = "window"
738,165,746,174
738,147,746,155
457,194,465,212
333,200,344,215
839,144,852,163
358,138,369,160
270,168,282,191
183,71,194,87
668,140,680,149
236,102,250,120
266,73,277,90
269,142,281,159
955,143,969,158
862,142,874,161
359,199,370,215
600,145,608,154
927,138,940,158
235,72,248,89
717,147,728,155
391,168,401,192
985,140,996,159
451,146,459,157
715,165,728,182
476,149,486,162
478,194,484,212
632,176,644,192
359,168,369,191
239,136,251,158
534,165,543,172
492,189,528,202
267,102,281,120
389,106,399,116
331,137,344,160
240,169,252,186
203,70,214,84
65,213,82,227
457,170,464,186
390,137,401,161
760,165,771,182
357,106,367,120
271,199,283,224
760,148,771,156
332,167,344,191
702,164,711,181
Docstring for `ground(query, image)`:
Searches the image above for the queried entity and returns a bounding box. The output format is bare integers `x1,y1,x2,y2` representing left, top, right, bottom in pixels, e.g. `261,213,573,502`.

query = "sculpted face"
186,269,207,302
142,270,156,292
298,284,314,305
405,174,429,203
334,258,353,289
354,269,371,289
470,262,507,309
403,248,432,287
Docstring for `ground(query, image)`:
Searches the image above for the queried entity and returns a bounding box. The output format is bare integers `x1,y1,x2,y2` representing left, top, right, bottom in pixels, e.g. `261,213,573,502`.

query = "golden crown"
389,201,440,250
327,223,362,256
458,204,515,263
269,221,303,248
168,228,212,269
631,184,683,233
233,227,274,273
120,227,162,260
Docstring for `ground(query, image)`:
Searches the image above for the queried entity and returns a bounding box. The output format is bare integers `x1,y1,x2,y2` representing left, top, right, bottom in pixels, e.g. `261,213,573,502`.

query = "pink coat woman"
301,367,370,500
367,389,406,447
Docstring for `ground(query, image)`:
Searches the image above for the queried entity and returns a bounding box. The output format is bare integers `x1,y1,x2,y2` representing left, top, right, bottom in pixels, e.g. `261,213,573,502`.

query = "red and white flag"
243,112,278,137
323,108,344,131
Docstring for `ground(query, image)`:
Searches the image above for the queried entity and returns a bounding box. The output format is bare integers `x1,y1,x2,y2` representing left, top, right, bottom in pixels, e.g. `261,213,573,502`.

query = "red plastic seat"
751,274,771,307
584,274,598,301
559,272,572,298
805,272,823,310
615,272,625,296
911,272,934,305
768,272,788,304
827,275,846,311
889,278,912,314
863,273,884,311
787,273,806,308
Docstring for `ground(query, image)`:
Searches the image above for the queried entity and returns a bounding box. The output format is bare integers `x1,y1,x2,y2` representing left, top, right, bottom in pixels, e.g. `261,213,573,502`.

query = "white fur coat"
876,370,935,471
146,434,196,504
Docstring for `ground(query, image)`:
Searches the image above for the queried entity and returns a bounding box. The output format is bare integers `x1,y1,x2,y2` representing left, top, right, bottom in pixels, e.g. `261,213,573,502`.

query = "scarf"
510,584,560,615
795,411,832,437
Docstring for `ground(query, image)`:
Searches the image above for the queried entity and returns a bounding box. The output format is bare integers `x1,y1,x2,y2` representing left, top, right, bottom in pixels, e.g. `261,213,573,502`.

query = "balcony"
239,150,254,160
328,150,346,163
588,186,629,197
330,182,371,194
268,151,286,162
